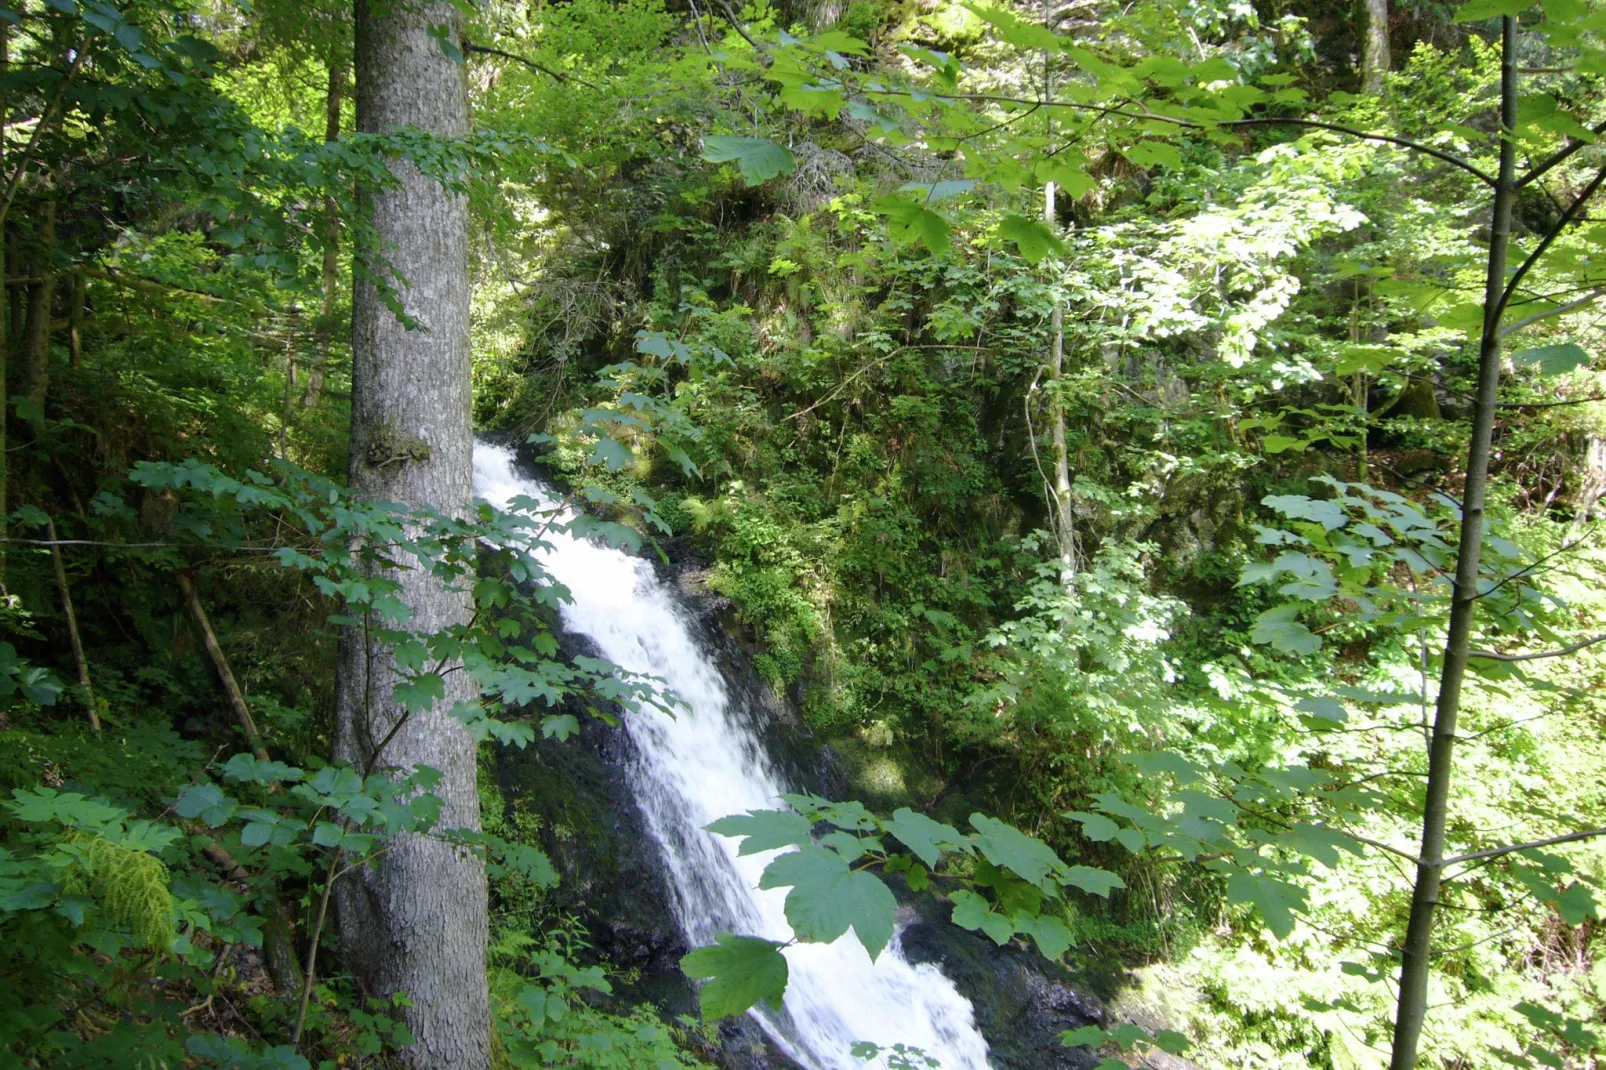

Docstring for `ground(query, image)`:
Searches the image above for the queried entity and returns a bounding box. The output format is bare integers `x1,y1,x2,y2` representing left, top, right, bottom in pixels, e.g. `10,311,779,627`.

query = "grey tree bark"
333,4,488,1067
1361,0,1390,95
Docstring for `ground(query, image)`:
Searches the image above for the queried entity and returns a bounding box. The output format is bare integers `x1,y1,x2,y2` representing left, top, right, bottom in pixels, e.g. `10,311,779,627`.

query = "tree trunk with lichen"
332,4,488,1067
1362,0,1390,94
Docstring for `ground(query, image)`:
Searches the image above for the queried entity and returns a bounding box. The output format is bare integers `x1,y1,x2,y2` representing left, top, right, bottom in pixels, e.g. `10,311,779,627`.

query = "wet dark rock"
896,892,1104,1070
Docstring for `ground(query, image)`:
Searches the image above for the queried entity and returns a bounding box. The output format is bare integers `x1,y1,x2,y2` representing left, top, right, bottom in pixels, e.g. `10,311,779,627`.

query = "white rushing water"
473,442,991,1070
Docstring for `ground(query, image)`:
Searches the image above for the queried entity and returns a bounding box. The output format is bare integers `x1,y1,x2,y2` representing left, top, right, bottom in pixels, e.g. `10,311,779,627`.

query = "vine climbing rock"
332,2,488,1067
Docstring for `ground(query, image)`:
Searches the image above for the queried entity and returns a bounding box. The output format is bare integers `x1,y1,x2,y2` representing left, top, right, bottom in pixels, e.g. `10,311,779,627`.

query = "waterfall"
473,443,992,1070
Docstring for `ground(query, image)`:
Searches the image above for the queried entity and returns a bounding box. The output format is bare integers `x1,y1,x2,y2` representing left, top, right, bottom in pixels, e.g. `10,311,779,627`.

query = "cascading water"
473,442,992,1070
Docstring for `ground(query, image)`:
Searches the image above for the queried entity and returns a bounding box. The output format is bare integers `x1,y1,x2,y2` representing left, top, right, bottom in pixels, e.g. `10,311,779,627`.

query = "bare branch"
462,42,598,90
1341,830,1425,866
1468,632,1606,662
1499,289,1603,337
1443,827,1606,866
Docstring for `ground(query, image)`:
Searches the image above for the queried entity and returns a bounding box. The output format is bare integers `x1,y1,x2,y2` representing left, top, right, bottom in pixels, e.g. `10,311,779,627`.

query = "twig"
462,41,598,90
710,0,763,52
1499,289,1602,336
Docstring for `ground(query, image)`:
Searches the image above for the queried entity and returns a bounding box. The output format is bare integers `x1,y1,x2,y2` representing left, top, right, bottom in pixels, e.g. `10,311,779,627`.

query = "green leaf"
1296,696,1349,727
1262,434,1305,454
589,435,634,471
964,4,1062,50
1513,343,1589,376
1065,811,1119,842
1281,823,1361,869
1035,158,1095,199
311,821,345,848
221,753,304,785
1122,140,1184,170
949,888,990,930
1453,0,1537,22
998,214,1063,265
759,846,897,958
1065,865,1125,897
708,809,815,855
970,814,1067,894
540,714,579,741
1555,881,1600,925
174,783,237,828
980,909,1015,944
1251,605,1321,656
1119,751,1202,782
702,136,796,185
1022,912,1072,958
875,195,951,255
680,934,789,1019
900,179,974,203
809,30,870,55
885,808,968,867
1227,871,1304,938
113,20,142,53
392,673,445,713
1173,790,1238,826
1060,1025,1108,1047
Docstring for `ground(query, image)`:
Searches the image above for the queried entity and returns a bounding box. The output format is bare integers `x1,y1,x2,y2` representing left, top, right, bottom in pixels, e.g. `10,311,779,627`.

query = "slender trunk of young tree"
333,4,488,1067
1361,0,1390,95
21,197,56,424
1042,30,1075,577
1387,17,1517,1068
305,56,344,409
1045,177,1075,576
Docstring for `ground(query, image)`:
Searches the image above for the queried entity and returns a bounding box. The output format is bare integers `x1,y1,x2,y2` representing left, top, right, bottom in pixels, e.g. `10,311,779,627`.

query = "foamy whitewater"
473,442,991,1070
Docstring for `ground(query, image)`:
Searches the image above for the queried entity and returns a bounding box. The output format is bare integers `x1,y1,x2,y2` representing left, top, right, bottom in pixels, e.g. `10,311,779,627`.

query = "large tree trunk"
334,4,488,1067
1361,0,1390,95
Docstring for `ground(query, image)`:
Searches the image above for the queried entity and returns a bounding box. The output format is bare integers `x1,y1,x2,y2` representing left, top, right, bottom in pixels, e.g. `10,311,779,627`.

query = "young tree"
333,2,488,1065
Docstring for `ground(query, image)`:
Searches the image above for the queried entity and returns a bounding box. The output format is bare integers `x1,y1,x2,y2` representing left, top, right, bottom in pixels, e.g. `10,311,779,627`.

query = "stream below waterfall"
473,442,993,1070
